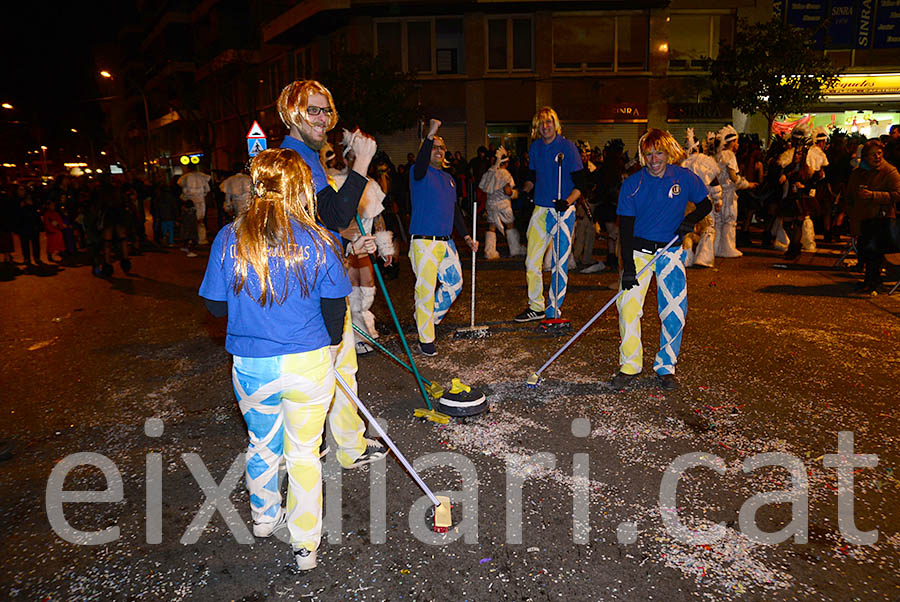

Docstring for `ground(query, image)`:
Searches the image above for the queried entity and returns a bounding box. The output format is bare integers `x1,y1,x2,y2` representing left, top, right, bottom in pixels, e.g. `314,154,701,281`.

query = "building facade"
103,0,900,174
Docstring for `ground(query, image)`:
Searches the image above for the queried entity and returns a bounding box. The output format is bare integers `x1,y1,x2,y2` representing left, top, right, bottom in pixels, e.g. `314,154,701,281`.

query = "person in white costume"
478,147,524,259
220,162,252,219
334,129,395,355
776,125,825,258
715,125,757,258
178,165,212,244
681,128,721,268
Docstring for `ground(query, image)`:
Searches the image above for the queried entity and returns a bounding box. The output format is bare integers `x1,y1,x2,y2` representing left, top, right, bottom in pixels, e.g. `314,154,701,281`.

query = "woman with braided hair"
199,148,358,571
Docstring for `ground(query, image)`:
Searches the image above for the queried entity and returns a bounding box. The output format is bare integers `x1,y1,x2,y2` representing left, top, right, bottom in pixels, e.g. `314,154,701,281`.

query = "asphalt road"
1,237,899,601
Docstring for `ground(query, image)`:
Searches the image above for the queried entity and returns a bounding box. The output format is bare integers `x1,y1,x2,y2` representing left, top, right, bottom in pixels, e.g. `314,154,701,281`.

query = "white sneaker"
186,251,198,258
347,438,389,468
293,546,317,570
253,507,287,538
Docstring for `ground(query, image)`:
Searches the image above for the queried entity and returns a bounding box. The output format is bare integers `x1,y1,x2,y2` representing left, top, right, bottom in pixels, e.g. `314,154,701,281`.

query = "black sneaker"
347,438,389,468
514,308,544,322
418,341,437,356
610,371,639,389
656,373,679,391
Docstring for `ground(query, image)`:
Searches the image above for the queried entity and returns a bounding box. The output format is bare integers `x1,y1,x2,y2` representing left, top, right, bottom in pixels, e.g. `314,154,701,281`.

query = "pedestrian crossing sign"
246,120,267,157
248,138,267,157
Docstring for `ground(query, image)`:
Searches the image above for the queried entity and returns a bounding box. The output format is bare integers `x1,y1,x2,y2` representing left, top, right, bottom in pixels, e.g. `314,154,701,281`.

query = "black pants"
858,218,900,286
18,232,40,264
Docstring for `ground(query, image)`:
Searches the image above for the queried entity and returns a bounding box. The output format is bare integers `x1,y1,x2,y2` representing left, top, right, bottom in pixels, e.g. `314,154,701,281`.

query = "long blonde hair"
232,148,340,305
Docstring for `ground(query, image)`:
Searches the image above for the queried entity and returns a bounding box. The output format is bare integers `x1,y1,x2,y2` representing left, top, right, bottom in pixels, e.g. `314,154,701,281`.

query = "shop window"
487,16,534,72
552,14,646,72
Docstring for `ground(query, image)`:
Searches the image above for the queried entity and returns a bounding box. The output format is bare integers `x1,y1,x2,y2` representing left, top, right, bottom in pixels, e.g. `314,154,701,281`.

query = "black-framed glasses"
306,106,334,116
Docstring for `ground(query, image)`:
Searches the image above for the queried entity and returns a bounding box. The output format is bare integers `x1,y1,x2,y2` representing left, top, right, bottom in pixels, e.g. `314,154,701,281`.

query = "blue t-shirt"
281,135,328,192
617,164,707,242
199,222,351,358
528,136,583,207
280,135,344,244
409,166,457,237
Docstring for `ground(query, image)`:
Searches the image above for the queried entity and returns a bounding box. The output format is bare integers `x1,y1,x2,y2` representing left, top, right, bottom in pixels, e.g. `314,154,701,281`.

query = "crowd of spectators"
1,123,898,292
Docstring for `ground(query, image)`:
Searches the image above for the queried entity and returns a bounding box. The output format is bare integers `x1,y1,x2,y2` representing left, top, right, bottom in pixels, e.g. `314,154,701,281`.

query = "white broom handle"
534,234,680,378
335,371,441,507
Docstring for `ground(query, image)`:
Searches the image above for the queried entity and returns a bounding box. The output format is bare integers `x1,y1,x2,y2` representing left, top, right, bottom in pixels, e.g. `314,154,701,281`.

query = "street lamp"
100,69,152,174
40,145,48,175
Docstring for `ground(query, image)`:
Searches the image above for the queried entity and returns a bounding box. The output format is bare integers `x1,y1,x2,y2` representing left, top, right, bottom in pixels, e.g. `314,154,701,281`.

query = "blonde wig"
531,107,562,140
276,80,339,133
232,148,341,305
638,129,686,166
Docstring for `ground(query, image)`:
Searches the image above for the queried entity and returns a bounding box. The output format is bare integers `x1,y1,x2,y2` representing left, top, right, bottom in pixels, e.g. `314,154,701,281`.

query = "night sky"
0,2,132,159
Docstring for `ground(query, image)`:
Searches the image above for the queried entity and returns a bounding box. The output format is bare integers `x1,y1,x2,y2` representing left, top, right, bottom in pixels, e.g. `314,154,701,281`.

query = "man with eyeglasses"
408,118,478,356
277,80,378,237
274,80,389,495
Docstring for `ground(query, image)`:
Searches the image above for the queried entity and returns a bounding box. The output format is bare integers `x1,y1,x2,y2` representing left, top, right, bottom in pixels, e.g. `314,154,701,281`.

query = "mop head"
413,408,451,424
453,325,491,339
433,496,452,533
436,378,489,417
539,318,572,334
424,380,445,400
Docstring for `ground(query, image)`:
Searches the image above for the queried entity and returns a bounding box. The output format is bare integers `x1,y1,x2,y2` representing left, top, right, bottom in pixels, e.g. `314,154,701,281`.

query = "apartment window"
553,16,614,70
330,32,348,65
552,14,648,72
407,21,432,73
376,22,403,72
668,14,731,71
292,48,312,79
375,18,464,75
436,18,465,74
486,17,534,72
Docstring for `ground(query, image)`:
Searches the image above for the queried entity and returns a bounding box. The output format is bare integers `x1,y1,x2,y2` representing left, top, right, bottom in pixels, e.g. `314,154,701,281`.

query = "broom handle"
335,370,441,507
470,199,476,328
355,215,434,411
353,324,435,388
534,235,680,378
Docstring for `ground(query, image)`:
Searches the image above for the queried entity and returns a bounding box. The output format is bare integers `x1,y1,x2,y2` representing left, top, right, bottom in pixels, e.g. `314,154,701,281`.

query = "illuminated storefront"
775,73,900,138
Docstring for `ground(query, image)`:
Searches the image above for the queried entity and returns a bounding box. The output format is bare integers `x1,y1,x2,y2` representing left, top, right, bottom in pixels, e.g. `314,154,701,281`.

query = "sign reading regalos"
824,74,900,95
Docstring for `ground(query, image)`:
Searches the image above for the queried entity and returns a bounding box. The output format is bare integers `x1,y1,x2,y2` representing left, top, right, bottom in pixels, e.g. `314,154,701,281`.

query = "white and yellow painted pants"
232,307,365,552
616,248,688,376
408,238,462,343
525,206,575,318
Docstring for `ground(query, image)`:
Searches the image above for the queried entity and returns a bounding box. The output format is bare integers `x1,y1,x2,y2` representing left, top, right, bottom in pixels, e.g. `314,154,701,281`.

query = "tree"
710,17,842,141
323,52,418,136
